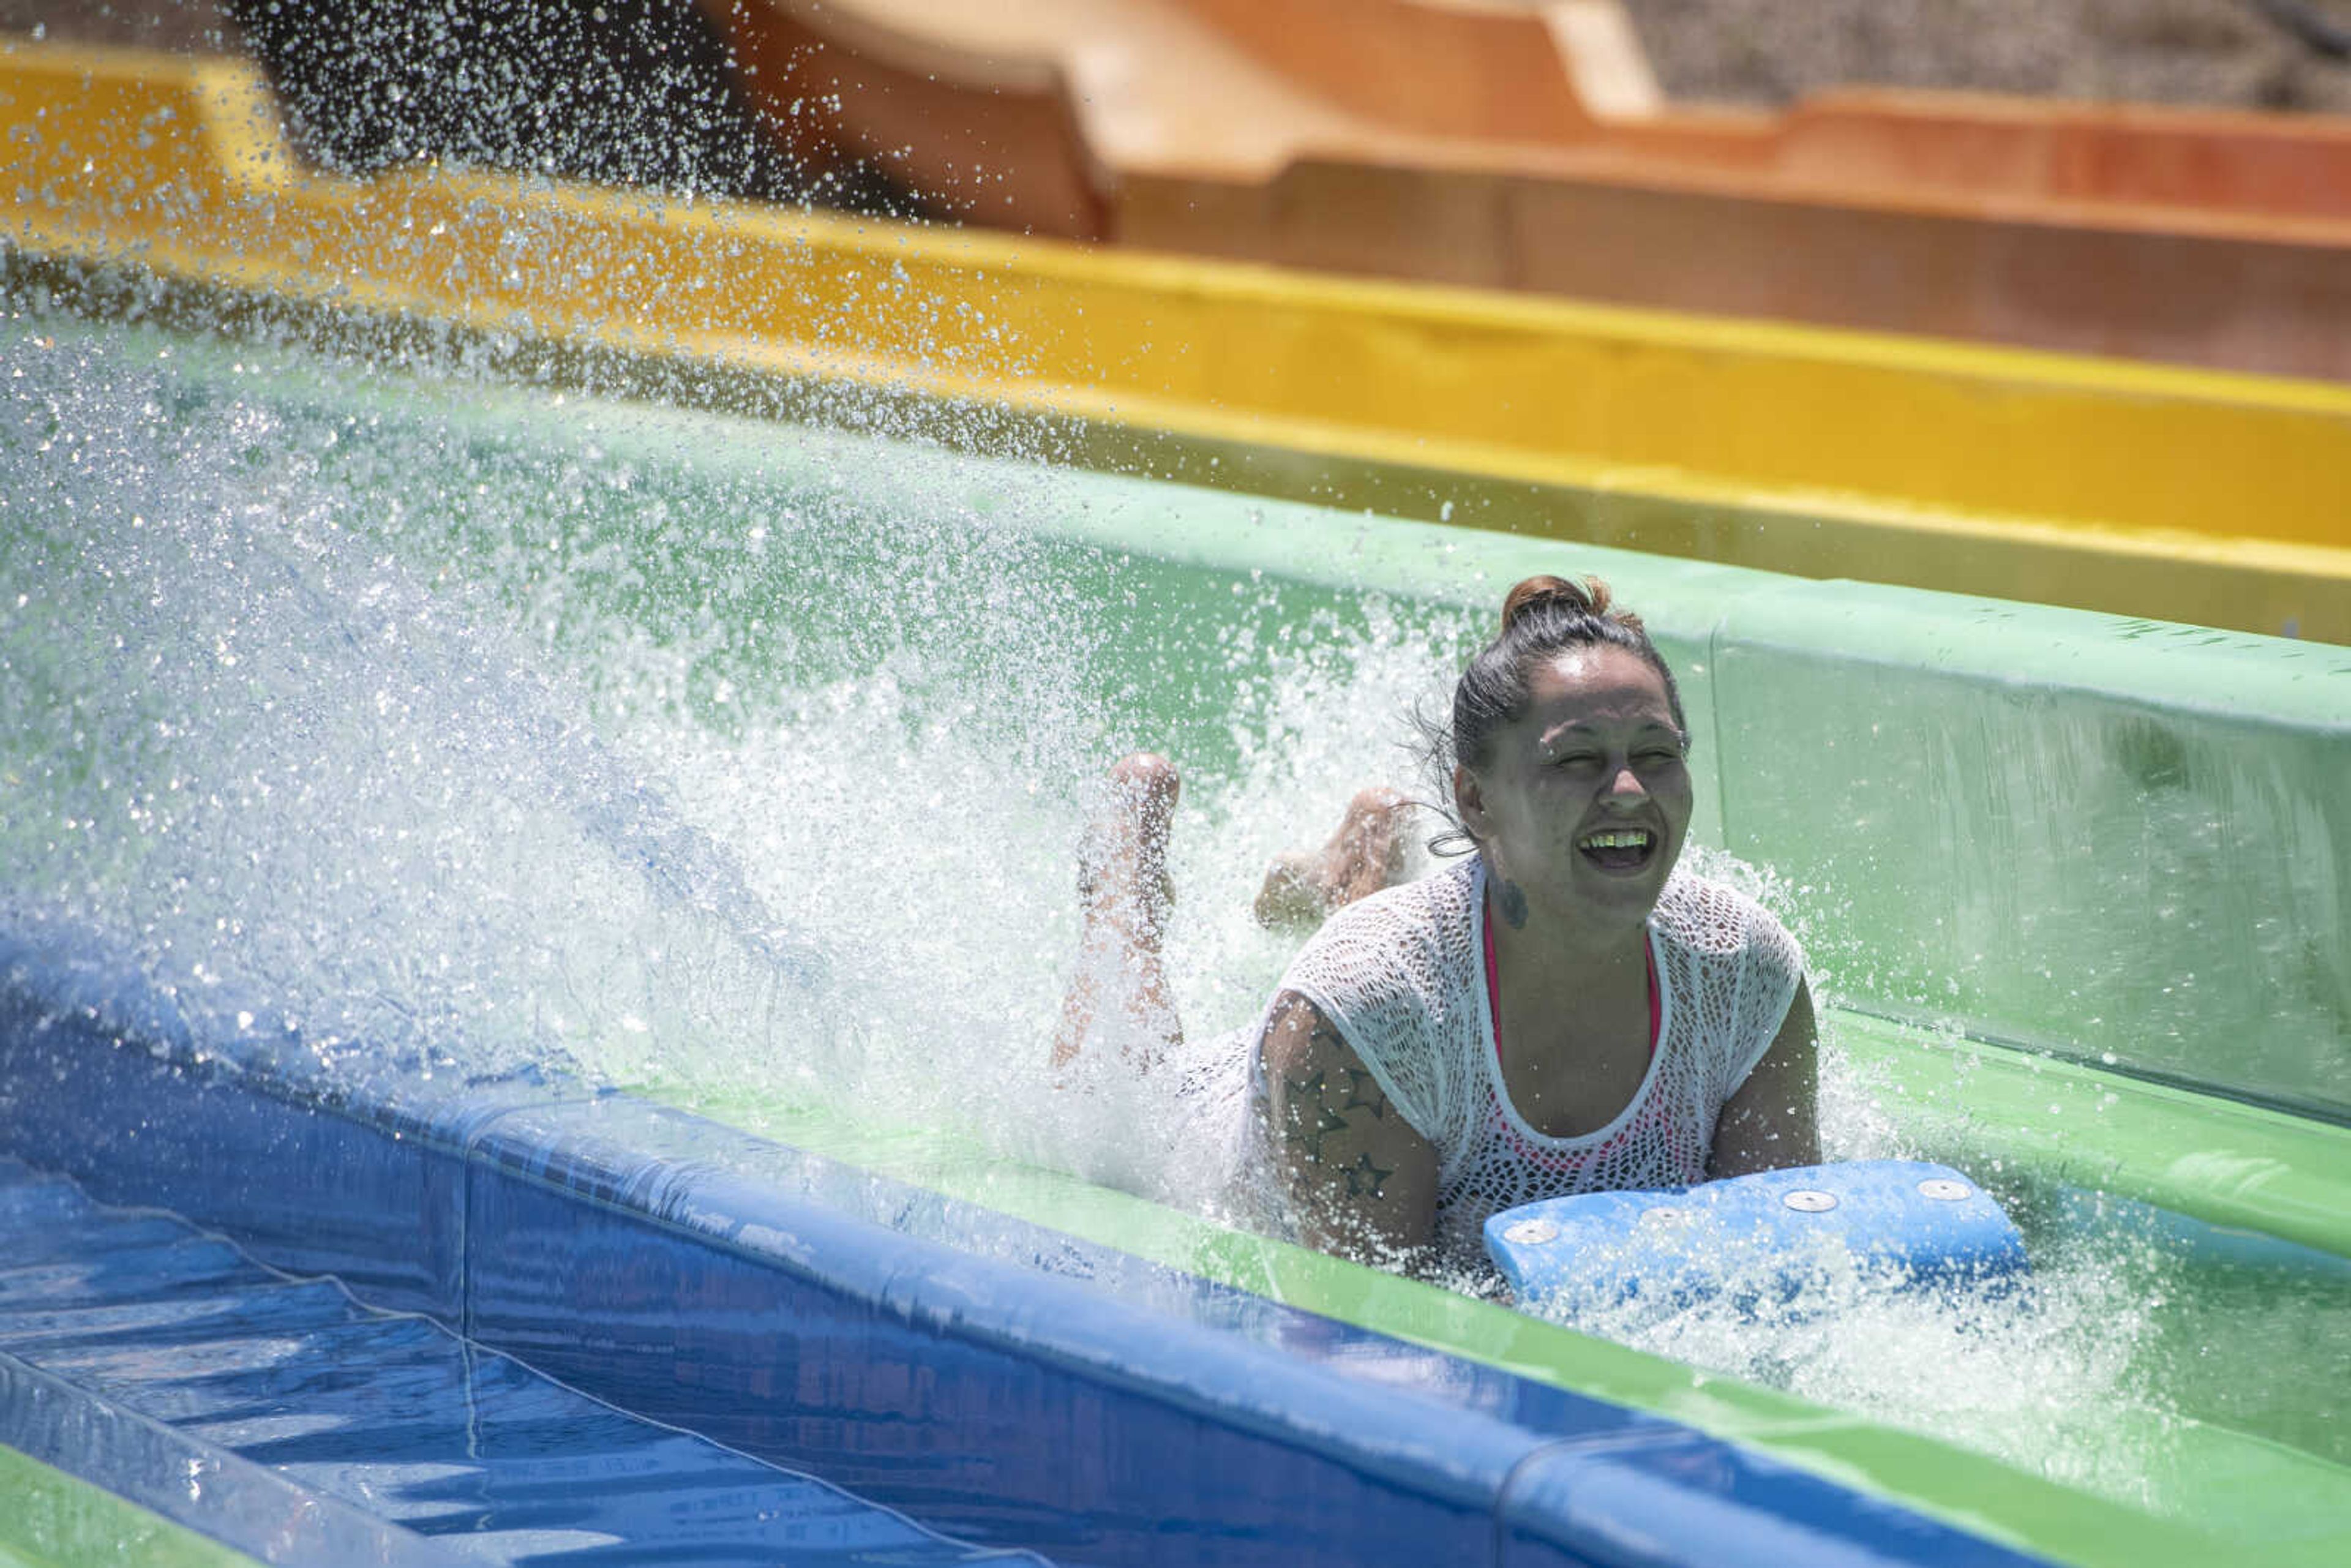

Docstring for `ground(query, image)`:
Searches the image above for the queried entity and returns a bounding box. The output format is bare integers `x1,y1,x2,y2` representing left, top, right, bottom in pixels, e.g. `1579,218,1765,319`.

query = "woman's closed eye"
1552,748,1680,772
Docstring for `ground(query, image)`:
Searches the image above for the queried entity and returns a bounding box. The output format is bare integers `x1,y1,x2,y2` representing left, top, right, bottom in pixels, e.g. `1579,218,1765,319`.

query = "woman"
1057,574,1818,1278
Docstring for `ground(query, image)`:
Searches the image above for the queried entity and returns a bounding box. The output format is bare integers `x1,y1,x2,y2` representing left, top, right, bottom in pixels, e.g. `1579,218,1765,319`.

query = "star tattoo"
1282,1069,1350,1163
1342,1152,1395,1200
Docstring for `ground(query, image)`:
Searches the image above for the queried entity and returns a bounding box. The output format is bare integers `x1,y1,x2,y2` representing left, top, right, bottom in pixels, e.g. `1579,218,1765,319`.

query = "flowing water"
2,303,2342,1528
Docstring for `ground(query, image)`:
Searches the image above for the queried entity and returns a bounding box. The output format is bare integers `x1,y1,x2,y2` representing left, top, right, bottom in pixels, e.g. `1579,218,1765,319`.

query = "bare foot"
1056,753,1182,1068
1254,786,1413,931
1078,752,1179,949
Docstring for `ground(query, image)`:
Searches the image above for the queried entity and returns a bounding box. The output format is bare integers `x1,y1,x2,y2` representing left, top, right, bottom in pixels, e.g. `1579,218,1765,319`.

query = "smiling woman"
1056,575,1820,1281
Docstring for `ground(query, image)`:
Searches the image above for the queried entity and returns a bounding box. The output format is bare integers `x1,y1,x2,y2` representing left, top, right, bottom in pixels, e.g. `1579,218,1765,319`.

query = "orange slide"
696,0,2351,382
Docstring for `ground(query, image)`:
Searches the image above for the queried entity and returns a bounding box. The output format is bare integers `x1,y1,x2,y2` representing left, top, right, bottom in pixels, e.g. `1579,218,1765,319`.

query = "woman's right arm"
1259,989,1440,1268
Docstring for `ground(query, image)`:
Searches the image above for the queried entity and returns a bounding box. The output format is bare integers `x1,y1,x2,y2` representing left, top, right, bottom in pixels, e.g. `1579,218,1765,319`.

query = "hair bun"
1499,574,1614,636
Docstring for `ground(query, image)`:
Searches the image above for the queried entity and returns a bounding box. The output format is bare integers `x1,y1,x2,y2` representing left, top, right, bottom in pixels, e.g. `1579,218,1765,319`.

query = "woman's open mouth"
1577,827,1657,873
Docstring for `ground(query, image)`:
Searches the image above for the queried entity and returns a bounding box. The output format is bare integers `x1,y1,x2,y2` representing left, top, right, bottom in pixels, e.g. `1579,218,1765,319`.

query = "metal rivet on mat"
1502,1218,1559,1245
1782,1190,1839,1213
1917,1178,1972,1202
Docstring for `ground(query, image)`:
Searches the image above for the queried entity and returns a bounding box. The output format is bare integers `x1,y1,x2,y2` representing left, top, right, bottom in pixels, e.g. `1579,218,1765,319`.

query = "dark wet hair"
1418,574,1688,851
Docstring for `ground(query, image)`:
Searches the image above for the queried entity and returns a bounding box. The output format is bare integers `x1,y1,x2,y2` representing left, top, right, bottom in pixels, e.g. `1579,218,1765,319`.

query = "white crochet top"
1268,857,1805,1266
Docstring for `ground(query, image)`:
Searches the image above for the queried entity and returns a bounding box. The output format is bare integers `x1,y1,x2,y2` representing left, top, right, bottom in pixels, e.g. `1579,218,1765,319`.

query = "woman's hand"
1260,991,1440,1269
1708,978,1820,1178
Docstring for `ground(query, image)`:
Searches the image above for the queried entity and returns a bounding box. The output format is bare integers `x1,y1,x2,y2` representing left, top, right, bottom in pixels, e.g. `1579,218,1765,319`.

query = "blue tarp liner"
0,1155,1034,1567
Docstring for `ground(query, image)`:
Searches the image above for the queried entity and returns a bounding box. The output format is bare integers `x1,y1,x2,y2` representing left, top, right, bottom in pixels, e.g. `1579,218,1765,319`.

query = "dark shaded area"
216,0,919,213
1,0,920,211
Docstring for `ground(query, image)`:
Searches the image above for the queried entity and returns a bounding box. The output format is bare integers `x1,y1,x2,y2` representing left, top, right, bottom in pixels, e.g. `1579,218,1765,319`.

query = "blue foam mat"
1486,1161,2029,1316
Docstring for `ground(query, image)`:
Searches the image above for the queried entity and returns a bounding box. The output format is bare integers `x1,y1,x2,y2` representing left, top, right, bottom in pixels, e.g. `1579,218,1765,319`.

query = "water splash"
7,305,2331,1528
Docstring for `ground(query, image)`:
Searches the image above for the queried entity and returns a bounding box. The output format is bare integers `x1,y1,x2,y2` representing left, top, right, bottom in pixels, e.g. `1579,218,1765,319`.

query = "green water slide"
5,308,2346,1567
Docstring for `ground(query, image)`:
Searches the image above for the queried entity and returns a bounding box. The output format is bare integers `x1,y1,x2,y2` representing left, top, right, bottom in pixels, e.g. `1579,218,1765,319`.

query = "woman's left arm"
1708,978,1820,1178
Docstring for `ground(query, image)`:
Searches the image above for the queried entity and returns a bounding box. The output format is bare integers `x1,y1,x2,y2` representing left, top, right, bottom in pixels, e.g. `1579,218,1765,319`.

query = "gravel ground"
1621,0,2351,113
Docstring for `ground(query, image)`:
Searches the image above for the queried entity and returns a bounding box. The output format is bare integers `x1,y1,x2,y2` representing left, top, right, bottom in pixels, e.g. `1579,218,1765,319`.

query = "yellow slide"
4,36,2345,639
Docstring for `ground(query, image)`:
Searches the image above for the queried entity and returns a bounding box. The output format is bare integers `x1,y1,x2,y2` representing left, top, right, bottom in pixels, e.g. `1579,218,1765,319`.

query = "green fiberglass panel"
53,316,1747,840
12,307,2347,1211
0,1445,261,1568
1709,583,2351,1120
1832,1013,2351,1261
12,306,2351,1568
13,308,2349,1188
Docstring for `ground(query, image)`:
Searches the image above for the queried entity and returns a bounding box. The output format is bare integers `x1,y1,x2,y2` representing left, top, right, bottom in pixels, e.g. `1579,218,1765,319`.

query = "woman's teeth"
1578,830,1652,850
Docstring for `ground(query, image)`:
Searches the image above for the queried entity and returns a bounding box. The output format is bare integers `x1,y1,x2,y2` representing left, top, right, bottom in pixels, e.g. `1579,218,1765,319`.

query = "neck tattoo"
1496,877,1529,929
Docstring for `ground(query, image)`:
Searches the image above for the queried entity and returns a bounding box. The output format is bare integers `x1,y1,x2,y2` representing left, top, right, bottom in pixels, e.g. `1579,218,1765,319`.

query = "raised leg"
1253,786,1414,931
1053,752,1183,1070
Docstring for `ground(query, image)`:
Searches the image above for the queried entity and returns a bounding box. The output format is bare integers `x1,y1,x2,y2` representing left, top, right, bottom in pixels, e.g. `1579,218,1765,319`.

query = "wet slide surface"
2,301,2345,1567
0,1155,1028,1566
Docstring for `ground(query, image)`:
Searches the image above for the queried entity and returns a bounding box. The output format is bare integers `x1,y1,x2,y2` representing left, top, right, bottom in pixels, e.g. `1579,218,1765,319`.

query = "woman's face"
1456,644,1692,932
